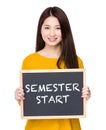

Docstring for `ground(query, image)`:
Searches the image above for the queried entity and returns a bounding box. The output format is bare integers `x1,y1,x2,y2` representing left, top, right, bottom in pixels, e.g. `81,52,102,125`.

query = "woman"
15,6,91,130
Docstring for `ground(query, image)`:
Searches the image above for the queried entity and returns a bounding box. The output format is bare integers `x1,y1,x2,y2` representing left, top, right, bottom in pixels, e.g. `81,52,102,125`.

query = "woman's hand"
81,87,91,100
15,88,25,102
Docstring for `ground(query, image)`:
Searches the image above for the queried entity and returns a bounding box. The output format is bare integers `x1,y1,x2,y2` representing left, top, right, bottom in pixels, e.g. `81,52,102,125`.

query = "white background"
0,0,106,129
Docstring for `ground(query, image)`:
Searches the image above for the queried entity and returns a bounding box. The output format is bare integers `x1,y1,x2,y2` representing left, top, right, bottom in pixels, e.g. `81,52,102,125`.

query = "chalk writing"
24,82,80,104
25,83,80,93
36,95,70,104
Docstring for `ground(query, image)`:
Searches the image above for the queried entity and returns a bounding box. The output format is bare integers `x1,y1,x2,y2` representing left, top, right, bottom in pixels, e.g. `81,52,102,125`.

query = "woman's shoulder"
77,56,84,68
21,52,40,69
23,52,39,60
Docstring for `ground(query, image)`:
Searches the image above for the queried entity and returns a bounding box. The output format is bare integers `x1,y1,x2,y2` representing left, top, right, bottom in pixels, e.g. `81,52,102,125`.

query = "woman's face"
41,16,62,47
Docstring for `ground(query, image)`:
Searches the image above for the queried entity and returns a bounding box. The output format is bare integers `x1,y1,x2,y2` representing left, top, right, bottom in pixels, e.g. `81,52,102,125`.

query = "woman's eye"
56,27,61,30
45,27,49,29
57,27,61,29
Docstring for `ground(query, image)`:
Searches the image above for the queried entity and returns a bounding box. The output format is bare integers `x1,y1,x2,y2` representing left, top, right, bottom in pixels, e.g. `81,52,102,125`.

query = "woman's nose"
49,29,55,36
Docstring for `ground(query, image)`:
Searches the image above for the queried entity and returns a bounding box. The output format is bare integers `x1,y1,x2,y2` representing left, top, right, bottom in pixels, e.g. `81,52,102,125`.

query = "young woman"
15,6,91,130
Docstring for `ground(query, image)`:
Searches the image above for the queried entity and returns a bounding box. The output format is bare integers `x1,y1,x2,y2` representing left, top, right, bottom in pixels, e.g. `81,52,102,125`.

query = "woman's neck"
38,46,61,58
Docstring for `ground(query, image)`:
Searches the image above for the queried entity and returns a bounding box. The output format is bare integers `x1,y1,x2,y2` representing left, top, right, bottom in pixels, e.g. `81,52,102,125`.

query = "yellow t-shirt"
22,52,84,130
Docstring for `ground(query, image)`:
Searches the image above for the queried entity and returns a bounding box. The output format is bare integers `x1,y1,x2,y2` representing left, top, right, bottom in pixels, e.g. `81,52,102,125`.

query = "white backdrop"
0,0,106,129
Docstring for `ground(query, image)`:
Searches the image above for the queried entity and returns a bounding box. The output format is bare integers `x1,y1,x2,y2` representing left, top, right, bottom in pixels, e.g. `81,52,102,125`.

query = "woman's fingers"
81,87,91,100
15,88,25,102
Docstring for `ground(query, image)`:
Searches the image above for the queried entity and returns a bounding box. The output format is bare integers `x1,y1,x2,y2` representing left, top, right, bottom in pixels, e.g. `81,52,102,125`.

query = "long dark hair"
36,6,79,68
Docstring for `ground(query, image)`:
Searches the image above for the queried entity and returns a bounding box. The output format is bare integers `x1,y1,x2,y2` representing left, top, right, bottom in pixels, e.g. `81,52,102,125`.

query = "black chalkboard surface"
20,69,86,119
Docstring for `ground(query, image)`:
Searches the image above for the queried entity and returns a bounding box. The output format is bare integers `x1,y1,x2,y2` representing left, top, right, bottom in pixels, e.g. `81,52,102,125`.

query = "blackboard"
20,69,86,119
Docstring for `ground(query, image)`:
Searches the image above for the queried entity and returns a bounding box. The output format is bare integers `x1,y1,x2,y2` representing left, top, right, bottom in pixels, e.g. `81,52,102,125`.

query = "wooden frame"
20,69,86,119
